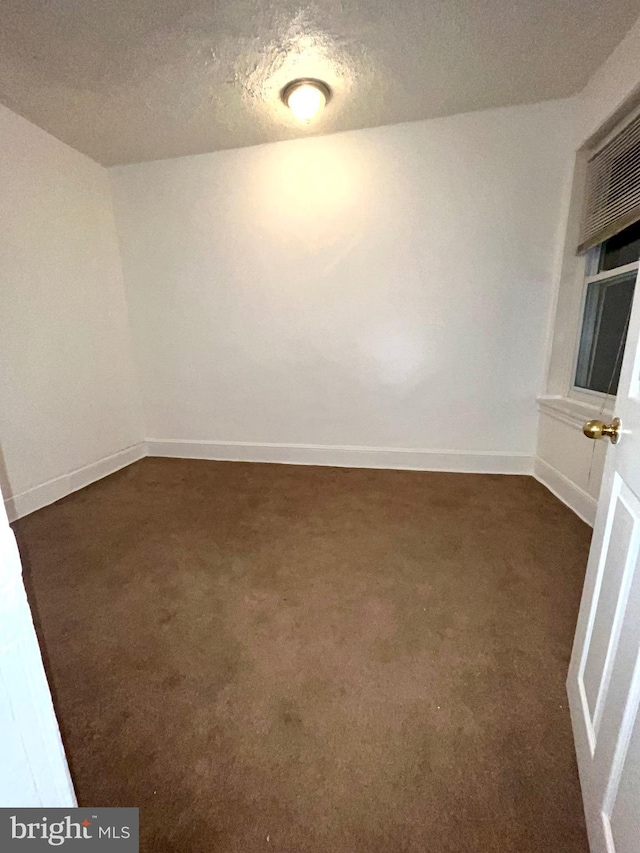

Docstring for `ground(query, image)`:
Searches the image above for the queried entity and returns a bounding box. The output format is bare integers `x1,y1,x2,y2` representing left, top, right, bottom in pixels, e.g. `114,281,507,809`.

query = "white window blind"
579,112,640,253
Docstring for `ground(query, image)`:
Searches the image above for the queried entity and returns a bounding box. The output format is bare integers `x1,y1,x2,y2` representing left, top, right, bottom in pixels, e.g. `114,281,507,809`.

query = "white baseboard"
3,439,537,522
533,456,596,527
147,439,533,475
4,443,147,522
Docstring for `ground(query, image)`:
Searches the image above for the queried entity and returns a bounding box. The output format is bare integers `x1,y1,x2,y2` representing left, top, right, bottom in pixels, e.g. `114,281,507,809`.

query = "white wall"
575,13,640,145
0,105,144,520
110,99,575,472
535,14,640,526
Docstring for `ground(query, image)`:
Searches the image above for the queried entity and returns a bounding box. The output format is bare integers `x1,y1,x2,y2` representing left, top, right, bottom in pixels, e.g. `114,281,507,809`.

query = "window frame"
539,101,640,423
569,248,639,405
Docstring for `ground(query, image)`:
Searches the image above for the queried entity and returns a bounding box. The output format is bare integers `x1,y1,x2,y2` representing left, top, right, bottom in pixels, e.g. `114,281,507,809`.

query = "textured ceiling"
0,0,639,165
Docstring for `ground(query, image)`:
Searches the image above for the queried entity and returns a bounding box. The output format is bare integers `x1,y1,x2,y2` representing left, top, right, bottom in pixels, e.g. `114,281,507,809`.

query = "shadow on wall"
0,439,13,507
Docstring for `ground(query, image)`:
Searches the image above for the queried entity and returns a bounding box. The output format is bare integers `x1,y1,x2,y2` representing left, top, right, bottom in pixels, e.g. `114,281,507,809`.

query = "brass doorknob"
583,417,621,444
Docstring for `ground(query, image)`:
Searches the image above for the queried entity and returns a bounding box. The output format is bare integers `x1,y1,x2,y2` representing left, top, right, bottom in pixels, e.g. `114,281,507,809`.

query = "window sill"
537,395,614,428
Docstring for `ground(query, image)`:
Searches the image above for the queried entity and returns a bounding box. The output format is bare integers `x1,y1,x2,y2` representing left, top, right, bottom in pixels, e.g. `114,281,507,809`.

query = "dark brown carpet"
15,458,591,852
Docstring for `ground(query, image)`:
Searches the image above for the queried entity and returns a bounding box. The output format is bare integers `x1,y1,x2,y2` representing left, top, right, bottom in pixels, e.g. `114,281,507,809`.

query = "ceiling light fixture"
282,79,331,122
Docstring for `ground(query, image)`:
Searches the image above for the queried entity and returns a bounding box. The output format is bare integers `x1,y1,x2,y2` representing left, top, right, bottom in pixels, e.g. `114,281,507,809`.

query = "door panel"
568,268,640,853
0,493,76,807
609,698,640,853
582,481,637,731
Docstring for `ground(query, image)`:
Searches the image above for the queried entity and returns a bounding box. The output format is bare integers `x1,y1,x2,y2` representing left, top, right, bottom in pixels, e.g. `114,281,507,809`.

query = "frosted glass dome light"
282,79,331,122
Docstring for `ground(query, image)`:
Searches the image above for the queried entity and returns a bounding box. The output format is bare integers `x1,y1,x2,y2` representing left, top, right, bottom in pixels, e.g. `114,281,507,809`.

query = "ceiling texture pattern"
0,0,639,165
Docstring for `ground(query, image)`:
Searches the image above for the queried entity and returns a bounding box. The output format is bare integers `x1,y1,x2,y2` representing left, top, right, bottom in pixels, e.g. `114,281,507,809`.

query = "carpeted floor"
15,458,591,852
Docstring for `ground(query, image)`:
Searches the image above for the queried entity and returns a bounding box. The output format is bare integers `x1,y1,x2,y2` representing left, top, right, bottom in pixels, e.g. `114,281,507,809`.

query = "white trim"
533,455,597,526
2,439,541,522
562,244,590,395
584,259,640,285
147,439,533,475
3,442,147,522
569,387,615,407
538,394,613,428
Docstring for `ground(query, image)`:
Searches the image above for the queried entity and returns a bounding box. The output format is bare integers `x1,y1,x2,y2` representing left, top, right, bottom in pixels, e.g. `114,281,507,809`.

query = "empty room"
2,2,640,851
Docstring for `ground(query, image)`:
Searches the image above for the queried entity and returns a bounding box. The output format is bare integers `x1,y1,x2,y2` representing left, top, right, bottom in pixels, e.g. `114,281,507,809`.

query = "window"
574,222,638,396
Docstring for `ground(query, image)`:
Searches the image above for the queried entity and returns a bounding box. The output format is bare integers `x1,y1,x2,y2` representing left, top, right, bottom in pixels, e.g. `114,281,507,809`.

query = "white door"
0,490,76,807
568,267,640,853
